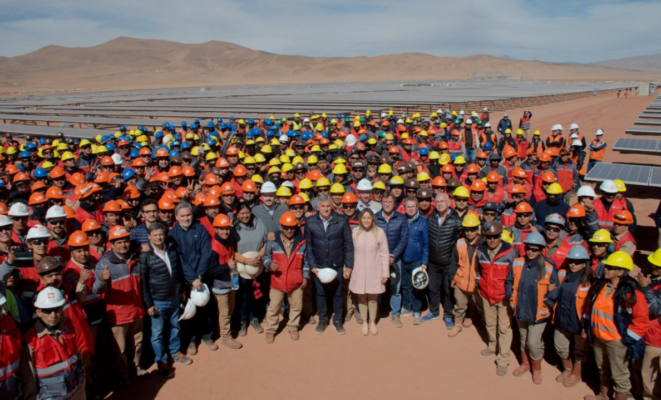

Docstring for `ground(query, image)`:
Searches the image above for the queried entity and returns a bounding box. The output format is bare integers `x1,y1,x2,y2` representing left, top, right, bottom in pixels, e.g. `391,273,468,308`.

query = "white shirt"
153,245,172,276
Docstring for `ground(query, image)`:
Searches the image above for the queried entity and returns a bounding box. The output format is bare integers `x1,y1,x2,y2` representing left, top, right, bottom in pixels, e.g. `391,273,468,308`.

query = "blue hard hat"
266,130,274,138
155,131,164,139
229,116,235,121
450,154,458,162
207,121,215,128
106,143,116,152
33,167,48,178
567,245,590,260
16,165,25,173
191,123,199,129
122,168,136,180
181,142,191,150
194,119,200,123
39,138,46,146
171,141,181,147
138,125,145,131
248,119,254,125
19,151,31,159
169,150,180,157
130,149,140,159
217,118,222,123
419,147,429,156
337,113,342,119
163,122,170,128
301,132,312,141
73,138,80,144
101,135,111,143
181,121,187,127
25,142,38,151
173,134,182,140
523,232,545,247
483,142,493,151
358,134,368,142
206,139,216,146
321,131,329,138
120,125,126,131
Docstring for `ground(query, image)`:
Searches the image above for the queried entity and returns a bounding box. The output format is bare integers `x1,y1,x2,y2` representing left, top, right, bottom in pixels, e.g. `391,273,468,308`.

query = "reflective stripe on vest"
35,354,79,377
0,358,20,381
590,286,621,341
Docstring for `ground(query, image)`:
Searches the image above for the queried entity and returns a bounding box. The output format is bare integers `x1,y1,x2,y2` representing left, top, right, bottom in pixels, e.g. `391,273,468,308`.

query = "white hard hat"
34,287,66,309
345,135,357,146
26,225,51,241
466,119,473,124
397,119,404,124
459,110,465,115
471,112,478,117
162,135,172,145
503,113,508,117
551,124,559,131
483,108,489,112
484,123,491,128
303,118,310,123
571,140,582,147
569,123,579,130
557,124,564,131
0,215,11,227
46,205,67,220
576,186,596,198
178,298,197,321
261,181,277,194
317,268,338,284
237,251,263,279
357,179,373,191
595,129,604,136
599,180,618,194
381,112,387,118
111,153,123,165
279,135,290,143
569,133,578,139
8,202,30,217
190,283,210,307
282,181,294,189
412,267,429,290
436,109,443,114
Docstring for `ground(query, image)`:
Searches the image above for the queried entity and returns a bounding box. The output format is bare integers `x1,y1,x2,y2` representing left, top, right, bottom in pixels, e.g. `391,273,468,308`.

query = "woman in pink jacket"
350,209,390,336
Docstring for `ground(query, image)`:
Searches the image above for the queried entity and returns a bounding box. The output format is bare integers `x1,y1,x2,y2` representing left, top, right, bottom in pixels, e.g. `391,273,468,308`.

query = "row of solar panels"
584,162,661,187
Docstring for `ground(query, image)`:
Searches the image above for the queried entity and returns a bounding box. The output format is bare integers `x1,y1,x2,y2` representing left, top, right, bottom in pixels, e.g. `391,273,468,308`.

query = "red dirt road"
111,90,658,400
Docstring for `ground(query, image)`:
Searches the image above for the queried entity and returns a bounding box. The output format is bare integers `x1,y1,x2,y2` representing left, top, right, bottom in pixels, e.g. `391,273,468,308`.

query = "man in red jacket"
262,212,310,344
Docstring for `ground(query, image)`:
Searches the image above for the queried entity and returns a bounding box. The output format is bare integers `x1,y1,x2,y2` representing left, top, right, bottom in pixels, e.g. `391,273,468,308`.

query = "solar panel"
584,163,651,186
626,126,661,136
635,119,661,126
0,124,104,139
650,167,661,188
640,113,661,118
613,137,660,153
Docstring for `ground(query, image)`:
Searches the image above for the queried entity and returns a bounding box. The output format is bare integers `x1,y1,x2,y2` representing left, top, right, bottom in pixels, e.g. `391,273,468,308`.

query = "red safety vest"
477,246,516,304
270,239,307,293
614,231,637,251
198,215,215,238
556,163,574,193
0,313,22,400
510,257,555,322
103,256,144,326
484,185,505,204
593,197,627,230
448,140,463,156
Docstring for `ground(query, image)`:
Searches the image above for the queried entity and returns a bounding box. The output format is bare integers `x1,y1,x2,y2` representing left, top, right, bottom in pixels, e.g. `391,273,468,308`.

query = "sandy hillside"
1,37,659,93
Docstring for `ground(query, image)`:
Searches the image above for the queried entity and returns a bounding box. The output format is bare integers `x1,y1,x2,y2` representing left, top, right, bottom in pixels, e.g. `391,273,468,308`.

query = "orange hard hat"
508,184,526,194
124,185,141,200
29,192,48,206
389,146,400,154
342,193,358,204
5,165,19,175
280,211,299,227
13,172,30,183
94,172,109,184
511,167,527,179
541,171,556,183
466,164,480,174
139,148,152,156
477,151,488,159
515,202,533,214
0,202,7,215
613,210,634,225
402,138,414,145
175,187,188,199
108,225,131,241
438,142,449,150
62,206,76,219
192,192,207,206
168,166,182,178
486,171,500,183
220,182,235,196
233,165,247,177
31,181,47,192
470,180,487,192
101,156,114,166
207,185,222,198
158,198,175,211
307,170,322,181
103,200,123,213
289,195,305,206
203,195,221,207
213,214,232,228
156,173,171,183
50,166,66,179
182,166,196,177
539,153,552,162
131,158,146,167
68,230,90,247
216,158,230,168
226,147,239,156
156,149,169,158
441,164,454,173
70,172,87,187
241,180,257,193
116,200,131,210
567,204,586,218
432,176,447,187
503,148,516,159
205,174,220,186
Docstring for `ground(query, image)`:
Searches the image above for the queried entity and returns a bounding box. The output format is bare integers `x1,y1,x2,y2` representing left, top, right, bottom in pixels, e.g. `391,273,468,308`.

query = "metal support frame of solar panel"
0,124,107,139
635,119,661,126
613,137,661,154
584,163,651,186
626,127,661,136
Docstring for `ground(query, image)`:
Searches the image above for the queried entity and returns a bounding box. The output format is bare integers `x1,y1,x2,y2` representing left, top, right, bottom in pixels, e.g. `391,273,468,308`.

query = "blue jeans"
465,149,476,164
390,261,403,315
151,297,181,363
313,268,343,324
401,261,425,314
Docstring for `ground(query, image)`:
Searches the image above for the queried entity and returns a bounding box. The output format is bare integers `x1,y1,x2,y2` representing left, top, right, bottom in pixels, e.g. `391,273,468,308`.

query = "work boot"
391,315,403,328
265,333,275,344
462,317,473,328
250,318,264,334
584,385,609,400
333,321,346,335
202,339,218,351
289,329,299,341
187,342,197,356
496,365,508,376
512,352,531,377
564,362,582,387
239,322,247,337
221,337,243,349
531,358,542,385
556,358,573,382
448,317,463,338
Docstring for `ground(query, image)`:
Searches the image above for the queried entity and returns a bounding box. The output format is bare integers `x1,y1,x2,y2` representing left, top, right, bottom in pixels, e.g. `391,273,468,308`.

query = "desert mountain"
594,53,661,72
0,37,657,93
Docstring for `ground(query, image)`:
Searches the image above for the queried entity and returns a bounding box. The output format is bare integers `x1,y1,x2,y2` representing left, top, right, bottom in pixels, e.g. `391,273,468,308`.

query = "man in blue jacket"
375,193,409,327
304,195,354,335
169,202,215,355
401,197,429,325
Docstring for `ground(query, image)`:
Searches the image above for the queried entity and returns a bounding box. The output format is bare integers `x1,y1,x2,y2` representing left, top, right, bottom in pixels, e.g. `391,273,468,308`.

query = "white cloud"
0,0,659,62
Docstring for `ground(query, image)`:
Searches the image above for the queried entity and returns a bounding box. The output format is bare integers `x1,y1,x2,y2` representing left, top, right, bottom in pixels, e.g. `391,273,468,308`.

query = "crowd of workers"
0,107,659,400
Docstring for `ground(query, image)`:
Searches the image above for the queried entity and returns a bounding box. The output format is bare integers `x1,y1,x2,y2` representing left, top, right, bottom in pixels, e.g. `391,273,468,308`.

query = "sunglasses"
11,216,28,221
290,205,305,211
545,226,562,233
517,213,532,218
31,239,49,246
485,235,500,240
344,204,357,209
455,198,468,202
87,229,102,236
40,307,63,315
604,265,622,271
464,227,479,233
525,247,541,253
49,220,65,226
282,226,297,231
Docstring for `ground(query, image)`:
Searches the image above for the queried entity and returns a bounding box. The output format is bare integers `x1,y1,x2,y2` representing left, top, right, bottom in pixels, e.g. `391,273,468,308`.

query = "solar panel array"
613,137,661,154
584,163,653,186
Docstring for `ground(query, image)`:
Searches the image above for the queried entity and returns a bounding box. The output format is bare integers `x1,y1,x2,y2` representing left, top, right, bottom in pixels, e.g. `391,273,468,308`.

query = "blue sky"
1,0,659,62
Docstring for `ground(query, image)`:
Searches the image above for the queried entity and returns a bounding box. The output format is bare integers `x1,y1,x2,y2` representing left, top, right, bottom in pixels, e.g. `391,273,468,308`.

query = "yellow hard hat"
439,154,451,165
454,156,466,165
316,177,331,187
300,193,310,202
41,161,54,170
367,138,377,145
299,178,314,190
504,129,512,134
61,151,75,162
254,154,266,163
516,129,524,135
330,183,345,194
334,157,346,165
648,248,661,267
419,130,428,137
315,123,324,131
292,156,304,165
276,186,292,197
441,122,447,128
372,181,386,191
57,143,69,151
389,176,404,185
281,163,294,173
501,228,514,244
453,186,470,198
310,145,321,153
462,213,481,228
191,147,200,156
114,132,122,139
94,145,108,154
243,156,255,165
353,121,361,128
267,166,281,175
269,158,282,167
270,138,280,146
333,164,348,175
378,164,392,174
294,113,300,118
614,179,627,193
261,145,273,154
589,229,613,244
307,155,318,164
385,134,394,141
417,172,431,182
546,183,563,195
6,147,16,155
95,134,103,143
52,139,60,147
429,151,440,160
286,149,296,158
279,154,291,164
533,130,541,136
451,111,458,117
602,251,634,271
251,174,264,184
206,152,218,161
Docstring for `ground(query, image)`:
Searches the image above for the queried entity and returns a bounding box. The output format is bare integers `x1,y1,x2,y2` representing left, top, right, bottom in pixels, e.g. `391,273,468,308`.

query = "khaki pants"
453,287,482,319
642,345,661,400
110,318,143,380
516,320,546,361
594,337,631,394
356,294,378,323
264,286,303,334
554,328,589,364
481,297,512,367
215,292,235,338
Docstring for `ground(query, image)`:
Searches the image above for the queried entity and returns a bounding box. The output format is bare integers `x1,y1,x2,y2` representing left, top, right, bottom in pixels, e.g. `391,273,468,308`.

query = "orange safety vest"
593,197,627,230
547,135,565,156
590,285,621,341
453,238,478,292
484,185,505,204
510,257,555,322
589,140,606,161
572,153,587,176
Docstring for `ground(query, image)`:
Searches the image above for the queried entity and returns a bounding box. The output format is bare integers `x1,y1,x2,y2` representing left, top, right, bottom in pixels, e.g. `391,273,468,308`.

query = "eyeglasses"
525,247,541,253
30,239,49,246
591,242,607,248
545,226,562,233
40,307,63,315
